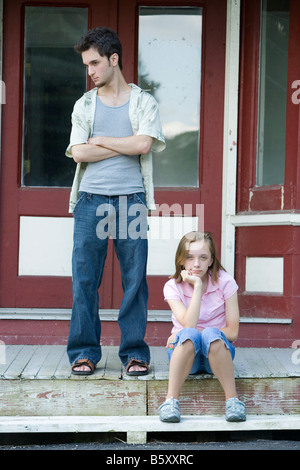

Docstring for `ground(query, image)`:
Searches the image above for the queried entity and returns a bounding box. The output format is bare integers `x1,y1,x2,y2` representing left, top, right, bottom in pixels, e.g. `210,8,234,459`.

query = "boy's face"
81,47,117,88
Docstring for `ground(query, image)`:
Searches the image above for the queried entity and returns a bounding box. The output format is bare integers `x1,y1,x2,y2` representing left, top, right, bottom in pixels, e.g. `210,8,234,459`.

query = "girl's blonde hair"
171,231,225,284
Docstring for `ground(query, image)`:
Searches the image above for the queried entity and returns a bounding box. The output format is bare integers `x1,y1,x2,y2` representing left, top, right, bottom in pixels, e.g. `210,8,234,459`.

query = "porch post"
221,0,241,275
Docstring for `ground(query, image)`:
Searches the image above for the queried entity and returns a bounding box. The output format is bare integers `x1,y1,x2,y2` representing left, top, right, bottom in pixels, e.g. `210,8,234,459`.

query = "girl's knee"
178,327,200,344
179,339,195,355
201,327,220,344
208,338,224,354
176,328,200,352
201,327,223,356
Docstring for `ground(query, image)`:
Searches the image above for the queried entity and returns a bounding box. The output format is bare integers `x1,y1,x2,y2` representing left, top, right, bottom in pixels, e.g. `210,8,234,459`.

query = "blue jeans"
67,192,150,368
168,327,235,374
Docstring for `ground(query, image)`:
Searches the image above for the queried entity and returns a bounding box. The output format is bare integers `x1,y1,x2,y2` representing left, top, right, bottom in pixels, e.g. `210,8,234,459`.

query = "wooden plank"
54,350,71,379
253,348,292,377
151,346,169,380
237,348,273,377
0,379,147,416
36,345,66,379
271,348,300,376
233,348,259,377
147,377,300,416
3,345,38,379
148,379,225,417
233,350,250,377
21,346,54,379
103,345,122,380
0,414,299,444
0,345,24,377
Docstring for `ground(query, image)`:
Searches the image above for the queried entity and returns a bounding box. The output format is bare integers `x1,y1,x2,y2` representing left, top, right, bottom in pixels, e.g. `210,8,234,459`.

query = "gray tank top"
79,97,144,195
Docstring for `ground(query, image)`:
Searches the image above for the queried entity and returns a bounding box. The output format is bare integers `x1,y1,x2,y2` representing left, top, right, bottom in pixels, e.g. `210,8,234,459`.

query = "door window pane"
138,7,202,187
22,7,88,187
257,0,289,186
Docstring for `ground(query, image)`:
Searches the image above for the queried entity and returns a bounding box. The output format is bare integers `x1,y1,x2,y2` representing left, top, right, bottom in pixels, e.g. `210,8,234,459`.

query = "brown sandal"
71,359,95,376
126,359,149,376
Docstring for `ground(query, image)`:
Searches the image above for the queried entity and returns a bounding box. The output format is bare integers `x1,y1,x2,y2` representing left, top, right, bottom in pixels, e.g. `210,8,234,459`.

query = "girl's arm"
166,271,203,330
219,292,240,342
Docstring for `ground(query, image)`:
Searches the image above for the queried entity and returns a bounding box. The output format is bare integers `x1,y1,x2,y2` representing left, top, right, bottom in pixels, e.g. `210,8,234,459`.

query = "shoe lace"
228,401,236,413
227,397,243,413
169,397,177,411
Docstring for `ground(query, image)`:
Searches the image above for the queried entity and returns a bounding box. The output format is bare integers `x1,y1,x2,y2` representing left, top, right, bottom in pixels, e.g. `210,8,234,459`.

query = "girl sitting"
159,231,246,423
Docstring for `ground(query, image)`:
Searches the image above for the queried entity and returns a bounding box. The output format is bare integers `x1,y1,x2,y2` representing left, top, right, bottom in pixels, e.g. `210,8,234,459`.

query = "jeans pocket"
132,192,147,208
73,192,87,216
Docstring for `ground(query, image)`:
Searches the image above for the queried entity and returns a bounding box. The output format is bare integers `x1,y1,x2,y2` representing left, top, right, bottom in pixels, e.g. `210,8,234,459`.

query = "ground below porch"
0,345,299,444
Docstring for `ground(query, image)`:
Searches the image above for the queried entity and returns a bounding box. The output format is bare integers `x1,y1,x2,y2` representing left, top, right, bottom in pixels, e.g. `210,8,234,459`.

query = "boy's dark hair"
74,27,123,70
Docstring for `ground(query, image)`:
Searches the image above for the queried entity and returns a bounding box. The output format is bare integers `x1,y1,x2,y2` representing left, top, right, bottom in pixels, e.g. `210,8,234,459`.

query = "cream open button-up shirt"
66,84,166,213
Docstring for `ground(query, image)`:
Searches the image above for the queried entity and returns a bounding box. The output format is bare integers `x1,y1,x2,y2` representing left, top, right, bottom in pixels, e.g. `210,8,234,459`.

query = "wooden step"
1,345,299,423
0,414,300,444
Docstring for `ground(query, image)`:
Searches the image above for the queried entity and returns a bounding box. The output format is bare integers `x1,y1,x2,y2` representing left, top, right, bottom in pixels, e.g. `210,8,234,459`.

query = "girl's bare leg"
208,339,237,399
166,340,195,400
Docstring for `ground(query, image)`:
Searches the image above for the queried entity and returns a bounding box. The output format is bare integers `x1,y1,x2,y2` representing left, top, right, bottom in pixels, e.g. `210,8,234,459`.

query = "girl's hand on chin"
181,270,202,287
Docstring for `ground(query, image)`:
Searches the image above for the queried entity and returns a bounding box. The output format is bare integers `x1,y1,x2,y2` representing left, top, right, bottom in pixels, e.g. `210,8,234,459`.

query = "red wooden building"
0,0,299,348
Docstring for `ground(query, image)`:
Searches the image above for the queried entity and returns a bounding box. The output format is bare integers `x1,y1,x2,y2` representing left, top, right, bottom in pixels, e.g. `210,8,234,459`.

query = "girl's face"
183,240,213,279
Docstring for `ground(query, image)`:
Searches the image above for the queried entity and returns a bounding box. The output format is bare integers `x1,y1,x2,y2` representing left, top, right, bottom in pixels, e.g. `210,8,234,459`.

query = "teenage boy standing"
66,27,165,375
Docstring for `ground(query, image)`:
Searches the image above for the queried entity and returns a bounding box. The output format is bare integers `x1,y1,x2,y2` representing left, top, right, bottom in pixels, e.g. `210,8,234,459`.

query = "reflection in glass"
257,0,289,186
22,7,88,187
138,7,202,187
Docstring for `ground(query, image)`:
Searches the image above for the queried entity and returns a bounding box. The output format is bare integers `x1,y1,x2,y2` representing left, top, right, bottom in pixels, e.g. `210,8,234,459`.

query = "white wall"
245,257,284,293
18,216,199,277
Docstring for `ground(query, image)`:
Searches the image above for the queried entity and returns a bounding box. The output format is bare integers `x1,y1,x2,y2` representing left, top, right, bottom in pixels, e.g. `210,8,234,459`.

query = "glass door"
138,6,202,188
116,0,227,309
0,0,117,309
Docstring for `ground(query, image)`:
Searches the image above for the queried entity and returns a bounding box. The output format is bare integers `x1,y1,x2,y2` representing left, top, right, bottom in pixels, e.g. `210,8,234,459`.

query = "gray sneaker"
159,397,181,423
225,397,246,422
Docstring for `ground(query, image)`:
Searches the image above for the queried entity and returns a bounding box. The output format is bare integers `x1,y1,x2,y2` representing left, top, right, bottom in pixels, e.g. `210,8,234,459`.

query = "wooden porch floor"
1,344,300,380
0,345,300,443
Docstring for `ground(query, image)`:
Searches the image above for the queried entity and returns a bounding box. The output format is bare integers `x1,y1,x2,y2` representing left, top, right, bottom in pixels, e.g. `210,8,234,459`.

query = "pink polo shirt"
163,270,238,333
